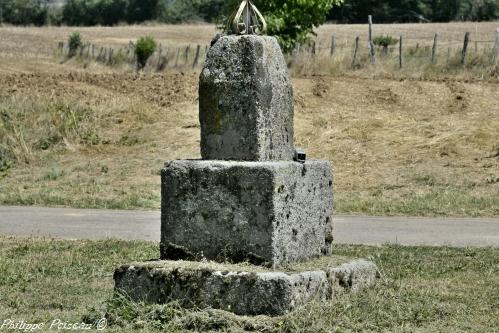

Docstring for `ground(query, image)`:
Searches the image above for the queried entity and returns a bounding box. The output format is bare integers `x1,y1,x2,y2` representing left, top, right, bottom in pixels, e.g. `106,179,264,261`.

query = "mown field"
0,237,497,332
0,23,498,217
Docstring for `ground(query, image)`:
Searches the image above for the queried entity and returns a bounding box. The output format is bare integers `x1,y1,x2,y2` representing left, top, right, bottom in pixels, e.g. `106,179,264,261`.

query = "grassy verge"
1,73,498,216
336,185,499,217
0,237,497,332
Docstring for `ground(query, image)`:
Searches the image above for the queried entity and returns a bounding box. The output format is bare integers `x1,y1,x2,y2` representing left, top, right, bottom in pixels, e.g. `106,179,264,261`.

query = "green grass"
0,237,497,332
336,185,499,217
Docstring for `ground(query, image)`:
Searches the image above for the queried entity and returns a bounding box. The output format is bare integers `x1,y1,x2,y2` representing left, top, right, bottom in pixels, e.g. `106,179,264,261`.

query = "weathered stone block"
113,258,378,316
161,160,334,267
199,35,294,161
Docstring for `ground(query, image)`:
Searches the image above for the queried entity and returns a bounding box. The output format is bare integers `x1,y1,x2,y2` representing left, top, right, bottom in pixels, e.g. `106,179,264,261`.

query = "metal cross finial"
227,0,267,35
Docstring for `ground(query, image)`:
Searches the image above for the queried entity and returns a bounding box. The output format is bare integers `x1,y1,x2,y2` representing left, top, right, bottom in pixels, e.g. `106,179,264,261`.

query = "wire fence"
299,28,499,68
56,41,211,71
56,26,499,71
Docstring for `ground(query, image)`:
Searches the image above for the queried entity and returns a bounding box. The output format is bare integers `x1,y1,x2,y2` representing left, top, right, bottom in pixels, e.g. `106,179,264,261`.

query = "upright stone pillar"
160,35,334,267
199,35,294,161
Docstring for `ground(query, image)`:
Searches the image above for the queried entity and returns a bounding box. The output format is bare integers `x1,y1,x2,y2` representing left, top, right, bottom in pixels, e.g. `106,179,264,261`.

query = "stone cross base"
114,258,378,316
160,160,334,267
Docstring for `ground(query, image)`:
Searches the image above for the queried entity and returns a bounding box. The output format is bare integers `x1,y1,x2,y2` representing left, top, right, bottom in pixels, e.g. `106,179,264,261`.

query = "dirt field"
0,24,498,216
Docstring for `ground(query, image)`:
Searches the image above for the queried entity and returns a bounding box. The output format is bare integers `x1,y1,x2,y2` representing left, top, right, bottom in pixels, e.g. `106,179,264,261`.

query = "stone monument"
114,0,377,316
160,35,334,267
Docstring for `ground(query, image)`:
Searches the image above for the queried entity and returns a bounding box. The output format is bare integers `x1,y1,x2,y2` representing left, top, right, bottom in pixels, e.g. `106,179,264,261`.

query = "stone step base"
114,257,378,316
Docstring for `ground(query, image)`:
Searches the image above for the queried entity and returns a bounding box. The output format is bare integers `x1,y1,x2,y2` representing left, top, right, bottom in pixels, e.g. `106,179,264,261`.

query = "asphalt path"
1,206,498,247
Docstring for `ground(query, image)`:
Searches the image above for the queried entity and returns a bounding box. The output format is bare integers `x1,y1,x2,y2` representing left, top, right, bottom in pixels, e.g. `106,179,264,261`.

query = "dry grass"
0,23,498,216
0,70,498,216
293,76,499,215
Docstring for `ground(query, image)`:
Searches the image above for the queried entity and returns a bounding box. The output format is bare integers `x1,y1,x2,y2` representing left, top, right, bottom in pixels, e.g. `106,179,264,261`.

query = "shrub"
135,36,157,70
68,32,82,58
373,35,399,54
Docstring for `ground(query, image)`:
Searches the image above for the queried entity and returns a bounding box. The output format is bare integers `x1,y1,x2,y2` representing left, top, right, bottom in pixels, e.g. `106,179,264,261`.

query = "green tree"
62,0,97,25
328,0,498,22
0,0,48,26
158,0,225,23
62,0,160,26
126,0,160,23
197,0,224,22
159,0,201,23
95,0,128,25
222,0,344,53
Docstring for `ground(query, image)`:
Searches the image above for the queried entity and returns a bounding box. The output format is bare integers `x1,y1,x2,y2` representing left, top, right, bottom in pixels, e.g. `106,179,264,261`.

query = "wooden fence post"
108,48,114,64
368,15,376,64
461,32,470,65
158,49,169,71
204,45,209,62
184,45,190,66
157,51,168,71
330,35,336,56
352,36,360,68
175,48,180,68
431,33,438,64
399,35,403,69
157,47,163,68
311,41,316,56
98,47,103,61
193,45,201,69
493,28,499,63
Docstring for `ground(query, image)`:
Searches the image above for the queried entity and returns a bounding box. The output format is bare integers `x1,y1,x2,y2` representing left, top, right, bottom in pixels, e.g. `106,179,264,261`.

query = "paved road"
0,206,498,247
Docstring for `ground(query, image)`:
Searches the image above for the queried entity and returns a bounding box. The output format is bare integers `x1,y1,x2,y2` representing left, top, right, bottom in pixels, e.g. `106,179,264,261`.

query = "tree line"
328,0,499,23
0,0,497,26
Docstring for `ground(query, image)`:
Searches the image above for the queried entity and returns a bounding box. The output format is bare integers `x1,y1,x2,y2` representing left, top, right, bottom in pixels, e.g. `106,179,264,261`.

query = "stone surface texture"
113,259,378,316
199,35,294,161
161,160,334,267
